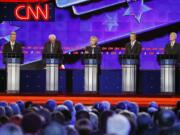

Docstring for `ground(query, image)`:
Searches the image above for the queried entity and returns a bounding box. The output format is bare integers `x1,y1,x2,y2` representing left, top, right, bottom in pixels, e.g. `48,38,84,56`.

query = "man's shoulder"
4,42,10,46
15,42,22,46
55,40,61,45
175,42,180,46
135,41,141,45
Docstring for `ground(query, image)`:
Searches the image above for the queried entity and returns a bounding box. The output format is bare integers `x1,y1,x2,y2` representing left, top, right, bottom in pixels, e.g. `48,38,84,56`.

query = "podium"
82,54,101,93
157,54,177,93
3,53,24,93
119,55,139,93
43,53,62,92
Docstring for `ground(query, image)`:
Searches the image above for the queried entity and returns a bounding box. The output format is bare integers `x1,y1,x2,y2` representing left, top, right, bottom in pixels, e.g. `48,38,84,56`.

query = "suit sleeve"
137,43,142,55
164,44,168,54
59,41,63,54
19,44,23,54
2,44,7,64
124,43,129,55
42,43,47,54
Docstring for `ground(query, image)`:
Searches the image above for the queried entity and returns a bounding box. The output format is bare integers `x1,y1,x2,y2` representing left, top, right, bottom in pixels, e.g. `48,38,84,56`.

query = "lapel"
130,41,135,51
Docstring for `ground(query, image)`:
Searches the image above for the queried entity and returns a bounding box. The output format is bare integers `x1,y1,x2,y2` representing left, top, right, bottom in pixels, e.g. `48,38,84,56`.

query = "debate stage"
1,68,180,107
0,94,179,107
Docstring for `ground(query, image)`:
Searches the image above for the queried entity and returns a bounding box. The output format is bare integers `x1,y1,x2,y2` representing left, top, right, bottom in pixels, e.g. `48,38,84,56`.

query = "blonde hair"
90,36,98,42
10,32,16,36
170,32,177,38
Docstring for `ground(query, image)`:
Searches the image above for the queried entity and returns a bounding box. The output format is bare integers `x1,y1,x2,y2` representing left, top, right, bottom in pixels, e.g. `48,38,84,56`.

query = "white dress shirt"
10,41,15,51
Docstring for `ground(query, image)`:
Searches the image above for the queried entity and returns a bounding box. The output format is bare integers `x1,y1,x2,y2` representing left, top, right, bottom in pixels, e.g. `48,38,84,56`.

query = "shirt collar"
171,41,175,45
131,40,136,45
10,41,15,45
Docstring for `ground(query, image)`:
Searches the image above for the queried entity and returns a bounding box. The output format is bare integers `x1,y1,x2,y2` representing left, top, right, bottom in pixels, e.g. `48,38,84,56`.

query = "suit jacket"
85,46,101,54
3,42,23,54
43,40,63,54
125,41,142,55
164,42,180,55
3,42,23,63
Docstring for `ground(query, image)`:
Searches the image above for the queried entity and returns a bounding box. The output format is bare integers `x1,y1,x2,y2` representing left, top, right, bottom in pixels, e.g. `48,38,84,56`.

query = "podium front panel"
84,64,98,92
122,64,137,92
160,64,175,93
46,64,59,92
7,63,20,93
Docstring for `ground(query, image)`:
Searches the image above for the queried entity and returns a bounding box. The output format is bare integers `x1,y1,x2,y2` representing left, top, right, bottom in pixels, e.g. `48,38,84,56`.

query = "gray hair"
49,34,56,40
0,123,23,135
170,32,177,38
107,114,131,135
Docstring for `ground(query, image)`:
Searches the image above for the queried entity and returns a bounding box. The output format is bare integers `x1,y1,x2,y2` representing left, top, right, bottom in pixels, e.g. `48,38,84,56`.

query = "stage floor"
0,94,180,107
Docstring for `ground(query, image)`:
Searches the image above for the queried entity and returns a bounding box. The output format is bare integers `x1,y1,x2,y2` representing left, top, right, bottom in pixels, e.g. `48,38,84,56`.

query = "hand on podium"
60,64,65,69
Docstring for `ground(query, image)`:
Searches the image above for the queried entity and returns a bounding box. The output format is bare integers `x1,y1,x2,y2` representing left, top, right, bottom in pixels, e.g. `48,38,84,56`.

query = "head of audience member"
90,36,98,47
169,32,177,43
75,118,93,135
120,110,137,135
63,100,74,112
91,108,100,118
5,106,13,118
107,114,131,135
21,112,43,135
137,112,153,130
10,32,16,43
60,109,72,125
148,101,159,115
0,107,6,117
0,116,9,125
158,109,176,128
76,110,90,121
49,34,56,44
89,112,99,132
10,114,23,126
75,103,86,112
0,123,23,135
16,101,25,113
51,111,65,125
45,99,57,112
37,108,51,126
24,101,33,109
10,103,21,115
127,102,139,116
130,32,137,42
116,101,129,110
55,105,68,112
0,101,8,107
93,102,101,111
99,110,114,134
99,101,111,112
42,122,67,135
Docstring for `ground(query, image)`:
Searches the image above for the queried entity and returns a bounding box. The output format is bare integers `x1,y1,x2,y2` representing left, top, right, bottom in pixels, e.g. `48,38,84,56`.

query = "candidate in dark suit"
164,32,180,66
85,36,101,62
2,32,23,63
125,32,142,56
85,36,101,54
164,32,180,55
42,34,64,69
43,34,63,54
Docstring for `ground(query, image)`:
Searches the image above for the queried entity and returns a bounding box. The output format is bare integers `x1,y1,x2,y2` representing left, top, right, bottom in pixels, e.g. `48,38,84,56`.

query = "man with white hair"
164,32,180,55
106,114,131,135
43,34,63,54
43,34,64,69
